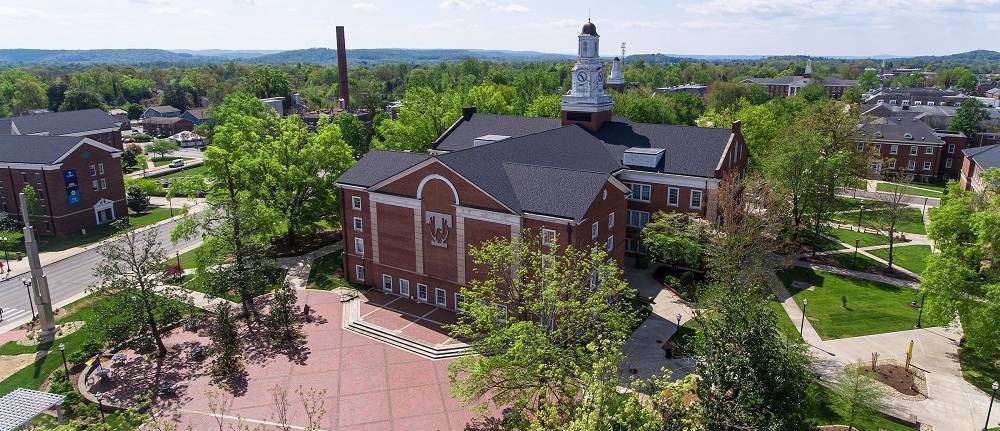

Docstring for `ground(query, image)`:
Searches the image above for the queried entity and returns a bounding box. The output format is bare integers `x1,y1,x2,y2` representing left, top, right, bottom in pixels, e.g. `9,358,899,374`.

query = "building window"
97,163,105,175
914,101,922,105
889,145,898,155
591,222,599,240
667,187,679,206
888,160,896,169
626,210,649,228
907,160,916,170
92,180,99,191
608,212,614,229
351,196,362,210
923,161,932,171
925,147,934,155
606,236,613,253
857,142,865,151
382,274,392,292
89,165,96,176
948,143,955,154
945,158,953,169
399,279,410,296
690,190,703,210
454,293,465,312
34,173,41,183
100,178,107,190
353,217,363,232
626,183,650,202
889,100,897,105
354,237,364,255
417,283,428,302
541,229,556,247
355,265,365,282
928,102,935,106
20,173,27,182
435,288,447,307
909,146,918,156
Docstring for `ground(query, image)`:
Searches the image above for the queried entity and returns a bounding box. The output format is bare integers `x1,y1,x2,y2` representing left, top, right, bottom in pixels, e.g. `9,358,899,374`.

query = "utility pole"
19,192,55,338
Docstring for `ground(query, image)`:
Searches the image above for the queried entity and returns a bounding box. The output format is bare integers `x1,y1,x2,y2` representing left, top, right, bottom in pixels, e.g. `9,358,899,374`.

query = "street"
0,218,199,332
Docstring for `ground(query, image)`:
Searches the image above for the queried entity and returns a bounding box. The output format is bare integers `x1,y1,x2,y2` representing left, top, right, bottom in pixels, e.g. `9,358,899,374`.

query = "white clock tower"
560,19,613,131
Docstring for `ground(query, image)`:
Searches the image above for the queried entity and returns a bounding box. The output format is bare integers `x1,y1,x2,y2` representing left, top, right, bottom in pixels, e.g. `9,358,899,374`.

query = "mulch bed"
803,255,920,282
267,230,342,258
871,363,920,396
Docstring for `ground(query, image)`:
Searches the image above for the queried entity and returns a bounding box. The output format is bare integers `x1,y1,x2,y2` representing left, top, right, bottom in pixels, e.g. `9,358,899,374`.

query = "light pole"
923,196,928,215
915,290,928,328
857,202,865,232
58,343,69,376
21,277,35,320
95,392,106,423
676,313,682,327
853,239,860,268
985,381,998,431
0,235,9,273
799,298,809,335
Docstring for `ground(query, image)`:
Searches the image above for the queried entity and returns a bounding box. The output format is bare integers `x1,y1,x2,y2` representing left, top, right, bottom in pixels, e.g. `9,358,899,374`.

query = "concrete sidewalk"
277,242,343,290
619,261,696,380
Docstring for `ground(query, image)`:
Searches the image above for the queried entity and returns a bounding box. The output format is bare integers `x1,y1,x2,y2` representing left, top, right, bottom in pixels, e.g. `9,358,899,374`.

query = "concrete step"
345,320,471,360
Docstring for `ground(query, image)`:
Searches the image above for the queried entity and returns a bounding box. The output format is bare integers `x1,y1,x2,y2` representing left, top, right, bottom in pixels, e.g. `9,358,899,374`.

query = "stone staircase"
341,294,471,360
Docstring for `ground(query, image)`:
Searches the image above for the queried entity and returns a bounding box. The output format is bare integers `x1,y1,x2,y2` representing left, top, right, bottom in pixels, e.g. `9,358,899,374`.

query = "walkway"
619,261,696,380
277,243,343,291
772,273,999,430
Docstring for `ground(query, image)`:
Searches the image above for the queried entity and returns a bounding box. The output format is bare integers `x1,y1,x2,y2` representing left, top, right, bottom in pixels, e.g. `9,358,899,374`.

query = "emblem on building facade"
425,211,452,248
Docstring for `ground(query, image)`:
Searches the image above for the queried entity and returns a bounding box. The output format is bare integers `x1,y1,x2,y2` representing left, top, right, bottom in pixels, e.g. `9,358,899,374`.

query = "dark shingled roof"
0,109,117,136
501,163,610,220
0,135,89,164
594,121,733,178
433,114,560,152
862,111,943,144
146,105,181,114
144,117,189,125
964,144,1000,170
336,150,430,187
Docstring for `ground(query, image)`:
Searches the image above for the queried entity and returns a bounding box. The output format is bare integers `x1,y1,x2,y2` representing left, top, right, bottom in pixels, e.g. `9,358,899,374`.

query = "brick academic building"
0,135,126,236
335,20,748,312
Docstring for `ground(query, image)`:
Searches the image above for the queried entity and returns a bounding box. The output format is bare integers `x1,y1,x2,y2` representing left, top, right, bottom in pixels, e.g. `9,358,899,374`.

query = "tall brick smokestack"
336,26,349,109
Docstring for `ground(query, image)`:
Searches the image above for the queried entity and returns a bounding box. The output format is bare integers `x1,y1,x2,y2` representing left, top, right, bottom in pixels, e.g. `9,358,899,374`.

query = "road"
839,189,941,208
0,218,199,331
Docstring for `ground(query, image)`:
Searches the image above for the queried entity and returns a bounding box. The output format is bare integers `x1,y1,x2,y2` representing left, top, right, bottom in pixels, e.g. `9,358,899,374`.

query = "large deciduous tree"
374,86,461,152
641,212,713,268
950,99,991,140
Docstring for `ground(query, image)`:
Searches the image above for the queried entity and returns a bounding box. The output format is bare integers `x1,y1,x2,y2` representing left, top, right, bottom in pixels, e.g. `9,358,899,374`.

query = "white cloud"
493,3,529,12
193,8,216,16
439,0,530,12
152,6,180,15
439,0,472,9
353,2,379,11
0,6,49,19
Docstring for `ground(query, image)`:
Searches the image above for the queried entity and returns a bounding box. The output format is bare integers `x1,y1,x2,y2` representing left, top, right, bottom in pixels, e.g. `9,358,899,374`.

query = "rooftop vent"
623,147,665,169
473,134,510,147
904,133,913,140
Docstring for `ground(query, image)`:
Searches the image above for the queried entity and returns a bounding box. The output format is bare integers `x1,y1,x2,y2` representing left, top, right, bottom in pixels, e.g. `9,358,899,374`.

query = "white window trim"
591,222,599,240
353,217,363,232
354,237,364,255
667,187,679,206
399,279,410,296
945,158,953,169
382,274,392,292
948,143,956,154
625,182,651,202
541,228,556,247
454,293,464,312
100,178,107,190
91,180,99,191
889,145,898,155
351,196,362,210
922,161,932,171
690,190,703,210
888,160,896,169
606,236,613,253
925,147,934,155
435,288,447,307
355,264,365,282
607,212,614,229
416,283,428,302
626,210,649,228
909,146,918,156
98,163,105,175
907,160,916,170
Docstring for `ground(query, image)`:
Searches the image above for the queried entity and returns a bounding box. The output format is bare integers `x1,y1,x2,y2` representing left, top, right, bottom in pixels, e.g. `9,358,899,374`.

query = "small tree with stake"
209,302,242,377
879,174,913,270
265,285,300,342
126,185,150,214
831,362,888,431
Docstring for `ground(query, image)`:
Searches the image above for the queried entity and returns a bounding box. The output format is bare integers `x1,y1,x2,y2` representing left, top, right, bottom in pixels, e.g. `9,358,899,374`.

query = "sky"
1,0,999,56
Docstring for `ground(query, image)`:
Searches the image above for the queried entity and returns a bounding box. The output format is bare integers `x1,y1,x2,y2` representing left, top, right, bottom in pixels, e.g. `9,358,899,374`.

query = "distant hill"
0,49,200,64
249,48,574,64
896,50,1000,64
171,49,283,59
626,53,763,64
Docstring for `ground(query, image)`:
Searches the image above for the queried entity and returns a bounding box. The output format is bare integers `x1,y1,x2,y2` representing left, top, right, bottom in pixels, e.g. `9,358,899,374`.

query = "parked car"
168,159,185,168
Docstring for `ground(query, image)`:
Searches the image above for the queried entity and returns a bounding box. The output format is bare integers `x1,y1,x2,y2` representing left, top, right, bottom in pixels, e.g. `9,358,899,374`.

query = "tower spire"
562,19,612,131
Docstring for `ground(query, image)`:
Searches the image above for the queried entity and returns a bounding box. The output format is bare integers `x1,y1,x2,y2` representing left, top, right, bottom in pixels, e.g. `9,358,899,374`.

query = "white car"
168,159,185,168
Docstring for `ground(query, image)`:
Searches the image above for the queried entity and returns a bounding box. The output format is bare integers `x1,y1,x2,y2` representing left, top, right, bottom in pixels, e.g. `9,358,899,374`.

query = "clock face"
576,71,587,83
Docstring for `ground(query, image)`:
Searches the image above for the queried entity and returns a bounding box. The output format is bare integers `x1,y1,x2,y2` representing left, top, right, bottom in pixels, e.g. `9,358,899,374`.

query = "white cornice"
617,170,720,189
456,205,521,227
368,192,421,209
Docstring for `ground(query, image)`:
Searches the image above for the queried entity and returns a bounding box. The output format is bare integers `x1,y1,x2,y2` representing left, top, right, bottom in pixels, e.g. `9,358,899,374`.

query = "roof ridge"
439,124,582,156
501,160,611,175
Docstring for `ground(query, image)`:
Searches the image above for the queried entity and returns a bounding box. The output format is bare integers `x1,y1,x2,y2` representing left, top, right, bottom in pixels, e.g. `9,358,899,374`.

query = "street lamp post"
799,299,809,335
676,313,682,327
21,278,35,320
0,236,9,273
95,392,106,423
857,203,865,232
985,381,998,431
58,343,69,376
915,290,928,328
853,239,860,268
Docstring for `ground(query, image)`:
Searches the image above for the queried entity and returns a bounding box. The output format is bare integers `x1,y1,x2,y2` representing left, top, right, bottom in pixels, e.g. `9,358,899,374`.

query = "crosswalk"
0,307,32,324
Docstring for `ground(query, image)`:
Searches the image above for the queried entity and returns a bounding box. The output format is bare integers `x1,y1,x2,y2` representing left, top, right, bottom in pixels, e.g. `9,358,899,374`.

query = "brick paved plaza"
90,289,493,430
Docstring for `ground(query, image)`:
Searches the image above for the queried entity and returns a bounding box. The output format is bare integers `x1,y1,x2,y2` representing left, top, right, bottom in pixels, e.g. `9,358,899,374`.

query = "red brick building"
334,21,748,312
860,105,969,182
1,109,123,150
959,144,1000,192
143,117,194,138
0,135,126,236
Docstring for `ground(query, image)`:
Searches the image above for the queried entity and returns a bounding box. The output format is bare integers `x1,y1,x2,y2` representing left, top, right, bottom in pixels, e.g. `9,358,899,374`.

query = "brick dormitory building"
334,20,749,312
0,134,126,236
859,103,970,182
1,108,124,150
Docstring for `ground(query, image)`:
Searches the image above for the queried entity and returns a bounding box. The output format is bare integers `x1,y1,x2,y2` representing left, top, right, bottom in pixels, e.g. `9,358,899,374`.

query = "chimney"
336,26,349,109
462,106,477,120
731,120,742,134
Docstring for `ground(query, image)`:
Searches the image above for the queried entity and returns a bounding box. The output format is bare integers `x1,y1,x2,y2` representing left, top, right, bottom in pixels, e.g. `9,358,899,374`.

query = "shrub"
126,185,150,213
132,132,152,143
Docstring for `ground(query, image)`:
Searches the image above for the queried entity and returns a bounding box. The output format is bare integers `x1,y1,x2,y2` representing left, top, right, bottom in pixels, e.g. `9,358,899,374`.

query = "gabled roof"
861,111,943,144
593,121,734,178
0,109,117,136
336,150,430,187
963,144,1000,170
0,135,119,165
144,117,189,125
182,108,207,120
433,113,560,152
145,105,181,114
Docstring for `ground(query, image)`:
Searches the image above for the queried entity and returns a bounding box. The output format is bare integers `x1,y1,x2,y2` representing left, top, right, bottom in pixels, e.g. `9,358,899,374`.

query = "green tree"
91,223,190,357
242,67,292,102
0,69,46,116
123,102,144,120
950,99,991,139
145,139,181,160
448,230,638,426
641,212,713,267
840,85,864,103
46,82,68,112
58,90,104,111
706,81,769,111
161,80,196,111
334,112,367,157
20,185,42,227
857,70,879,91
465,83,514,115
265,286,300,341
830,363,887,431
374,86,461,152
209,302,242,377
126,185,150,213
524,94,562,118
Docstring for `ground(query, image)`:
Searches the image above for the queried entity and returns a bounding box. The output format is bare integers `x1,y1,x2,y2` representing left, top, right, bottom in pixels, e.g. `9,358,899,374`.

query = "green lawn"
805,383,916,431
778,267,946,339
868,245,933,275
768,298,802,342
824,251,886,273
170,245,203,270
307,251,355,291
0,207,177,255
825,228,889,248
183,266,287,302
150,156,191,167
154,164,209,181
959,346,1000,395
876,181,946,198
832,207,926,235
